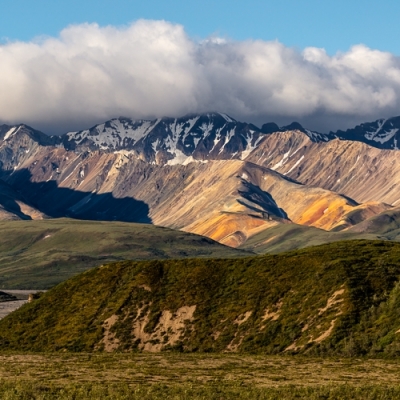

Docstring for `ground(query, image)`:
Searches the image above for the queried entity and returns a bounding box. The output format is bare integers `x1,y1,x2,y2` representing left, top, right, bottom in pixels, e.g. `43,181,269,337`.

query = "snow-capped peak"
62,113,266,164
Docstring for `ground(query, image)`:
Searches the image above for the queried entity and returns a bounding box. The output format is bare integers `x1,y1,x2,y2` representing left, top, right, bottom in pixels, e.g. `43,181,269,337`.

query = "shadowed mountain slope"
6,169,152,223
2,240,400,356
0,180,46,220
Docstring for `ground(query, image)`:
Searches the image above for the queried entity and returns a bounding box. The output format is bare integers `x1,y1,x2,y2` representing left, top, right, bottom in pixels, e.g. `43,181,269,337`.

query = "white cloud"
1,20,400,133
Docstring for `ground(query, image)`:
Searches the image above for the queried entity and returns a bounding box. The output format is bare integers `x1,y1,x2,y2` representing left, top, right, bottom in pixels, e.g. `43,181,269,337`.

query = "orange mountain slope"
246,130,400,205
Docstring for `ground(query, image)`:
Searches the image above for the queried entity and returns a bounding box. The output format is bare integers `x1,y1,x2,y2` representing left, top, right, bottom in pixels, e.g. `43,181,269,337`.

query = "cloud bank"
1,20,400,134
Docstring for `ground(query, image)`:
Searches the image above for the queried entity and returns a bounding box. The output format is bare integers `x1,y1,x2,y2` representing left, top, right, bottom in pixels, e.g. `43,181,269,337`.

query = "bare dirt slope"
2,143,390,246
246,130,400,205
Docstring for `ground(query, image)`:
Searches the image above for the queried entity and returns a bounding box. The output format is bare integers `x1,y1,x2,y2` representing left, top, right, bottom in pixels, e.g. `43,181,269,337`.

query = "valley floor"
0,290,40,319
0,300,27,319
0,353,400,399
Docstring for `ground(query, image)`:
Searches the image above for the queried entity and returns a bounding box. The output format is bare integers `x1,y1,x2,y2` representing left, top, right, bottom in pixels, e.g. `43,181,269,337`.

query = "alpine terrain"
2,113,400,357
1,112,400,250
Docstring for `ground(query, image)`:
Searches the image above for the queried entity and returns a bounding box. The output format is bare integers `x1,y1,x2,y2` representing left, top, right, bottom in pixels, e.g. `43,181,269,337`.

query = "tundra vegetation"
2,239,400,398
0,218,246,289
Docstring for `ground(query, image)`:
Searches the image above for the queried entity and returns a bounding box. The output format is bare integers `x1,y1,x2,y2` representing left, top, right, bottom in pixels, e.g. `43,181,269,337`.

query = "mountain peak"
261,122,280,134
62,112,264,164
0,123,58,146
280,122,306,133
332,115,400,149
183,112,237,123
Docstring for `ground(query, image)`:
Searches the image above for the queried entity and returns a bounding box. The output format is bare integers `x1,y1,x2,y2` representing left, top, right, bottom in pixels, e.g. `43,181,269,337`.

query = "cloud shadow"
3,169,152,223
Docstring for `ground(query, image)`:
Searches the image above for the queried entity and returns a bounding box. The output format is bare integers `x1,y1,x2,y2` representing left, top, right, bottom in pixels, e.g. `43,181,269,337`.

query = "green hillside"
347,208,400,237
240,208,400,254
2,240,400,356
0,219,247,289
239,223,378,253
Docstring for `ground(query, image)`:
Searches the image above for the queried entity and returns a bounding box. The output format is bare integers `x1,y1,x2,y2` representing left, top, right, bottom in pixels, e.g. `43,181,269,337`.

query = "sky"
1,0,400,134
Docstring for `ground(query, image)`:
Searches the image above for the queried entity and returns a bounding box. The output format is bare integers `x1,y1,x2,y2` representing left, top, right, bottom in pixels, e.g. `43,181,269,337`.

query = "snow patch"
240,133,263,160
219,113,235,122
166,148,189,165
67,118,157,149
3,126,20,141
285,155,304,175
363,119,399,144
151,139,160,152
193,136,201,147
350,155,361,170
271,150,291,170
219,128,236,154
305,129,330,142
184,116,200,135
365,119,386,140
372,128,398,144
199,122,214,139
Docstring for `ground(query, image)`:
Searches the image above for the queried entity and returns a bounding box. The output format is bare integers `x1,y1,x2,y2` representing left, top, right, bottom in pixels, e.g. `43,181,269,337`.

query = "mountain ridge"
1,112,400,250
3,112,400,162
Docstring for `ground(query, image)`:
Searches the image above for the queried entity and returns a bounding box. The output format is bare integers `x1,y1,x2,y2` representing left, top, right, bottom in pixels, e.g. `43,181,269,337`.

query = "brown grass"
0,353,399,388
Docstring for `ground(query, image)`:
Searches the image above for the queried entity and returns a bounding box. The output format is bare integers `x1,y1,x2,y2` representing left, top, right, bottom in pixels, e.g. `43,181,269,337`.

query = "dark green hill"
0,219,247,289
2,240,400,356
347,208,400,237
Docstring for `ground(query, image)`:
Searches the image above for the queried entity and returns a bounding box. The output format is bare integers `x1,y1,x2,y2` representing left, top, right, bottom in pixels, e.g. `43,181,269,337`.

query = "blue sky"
1,0,400,133
1,0,399,55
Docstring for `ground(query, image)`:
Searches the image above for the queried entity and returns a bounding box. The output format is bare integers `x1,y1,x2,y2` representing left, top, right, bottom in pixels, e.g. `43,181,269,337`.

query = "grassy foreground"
0,353,399,399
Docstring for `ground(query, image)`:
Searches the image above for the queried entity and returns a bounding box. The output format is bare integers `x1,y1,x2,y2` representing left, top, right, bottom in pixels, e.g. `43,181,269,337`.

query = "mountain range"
3,112,400,354
1,112,400,249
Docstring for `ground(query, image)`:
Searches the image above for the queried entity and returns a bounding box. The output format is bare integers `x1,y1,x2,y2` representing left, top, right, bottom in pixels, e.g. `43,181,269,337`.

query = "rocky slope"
333,116,400,149
62,112,266,164
1,113,400,249
59,114,400,156
247,130,400,205
1,140,390,246
2,113,399,172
